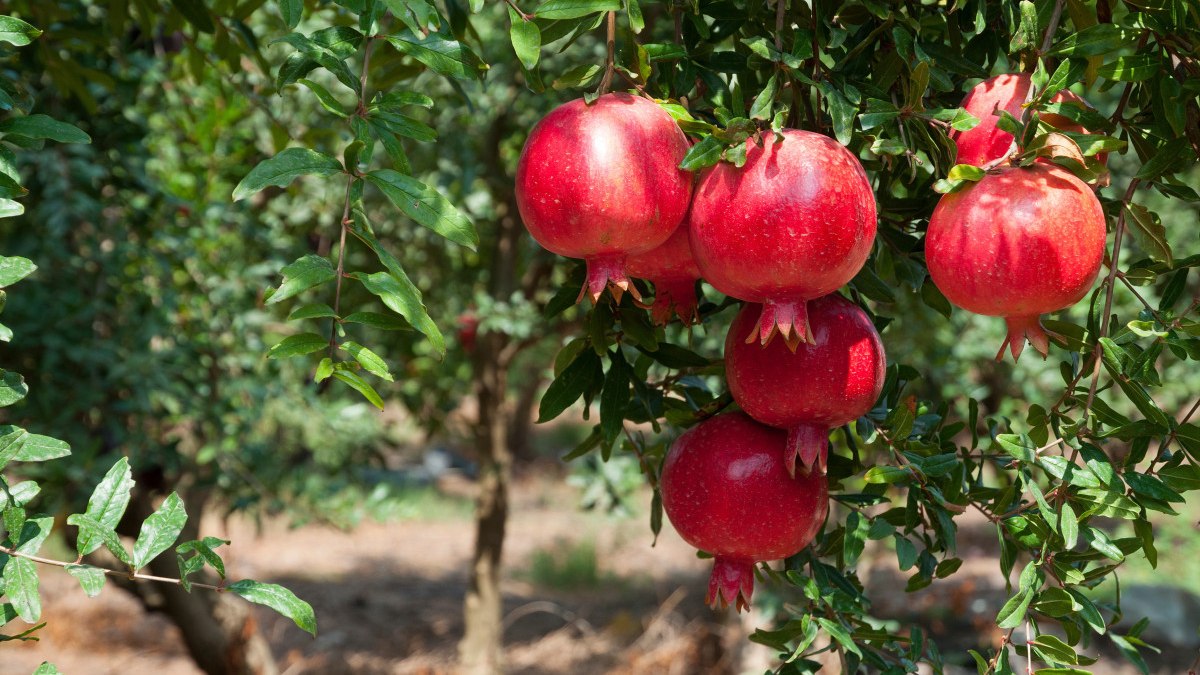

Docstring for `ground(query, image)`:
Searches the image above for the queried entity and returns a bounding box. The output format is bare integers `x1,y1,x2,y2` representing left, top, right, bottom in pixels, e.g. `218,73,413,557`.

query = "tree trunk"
112,490,279,675
460,336,512,674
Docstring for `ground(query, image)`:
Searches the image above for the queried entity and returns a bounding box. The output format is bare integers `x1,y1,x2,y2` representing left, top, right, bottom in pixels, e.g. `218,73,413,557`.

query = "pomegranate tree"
625,224,702,325
925,162,1107,361
725,296,886,476
659,412,828,612
953,73,1102,167
688,129,876,349
514,93,692,303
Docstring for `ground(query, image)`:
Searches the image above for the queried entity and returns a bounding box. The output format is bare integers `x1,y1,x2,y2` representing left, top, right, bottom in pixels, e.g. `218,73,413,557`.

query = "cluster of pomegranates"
512,73,1108,611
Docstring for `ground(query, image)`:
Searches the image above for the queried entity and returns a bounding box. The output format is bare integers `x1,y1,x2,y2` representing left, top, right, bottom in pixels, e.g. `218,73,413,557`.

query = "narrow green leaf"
3,557,39,622
277,0,302,28
288,303,337,321
0,256,36,287
0,114,89,143
350,271,445,357
0,370,27,407
508,7,541,70
385,31,486,81
364,170,477,250
678,136,723,171
1060,502,1078,549
65,565,106,598
268,255,337,305
815,617,862,656
341,311,411,331
1124,203,1171,266
996,588,1033,629
13,435,70,462
538,349,600,423
0,16,42,46
535,0,620,20
14,516,53,556
75,457,134,557
227,579,317,636
267,333,329,359
340,341,394,382
298,79,349,117
333,370,385,410
863,465,912,484
232,148,343,201
132,493,187,570
168,0,216,33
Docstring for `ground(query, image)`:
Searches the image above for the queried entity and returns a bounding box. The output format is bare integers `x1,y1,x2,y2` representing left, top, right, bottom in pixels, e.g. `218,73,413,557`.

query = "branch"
597,11,617,96
0,544,225,593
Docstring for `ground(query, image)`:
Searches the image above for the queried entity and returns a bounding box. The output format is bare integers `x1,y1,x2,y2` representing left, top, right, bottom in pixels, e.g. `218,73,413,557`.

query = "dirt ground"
2,470,1196,674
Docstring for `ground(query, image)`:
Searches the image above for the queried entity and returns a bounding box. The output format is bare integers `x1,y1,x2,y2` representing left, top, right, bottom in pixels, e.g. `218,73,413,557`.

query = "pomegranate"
514,94,692,303
952,73,1104,167
725,296,886,476
626,225,702,325
925,162,1107,362
688,129,876,349
660,412,828,612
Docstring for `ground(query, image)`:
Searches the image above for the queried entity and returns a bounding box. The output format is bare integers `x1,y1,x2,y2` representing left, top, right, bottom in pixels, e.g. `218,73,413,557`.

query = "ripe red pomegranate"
660,412,828,612
626,225,702,325
925,162,1107,361
725,295,886,476
953,73,1104,167
688,129,876,349
514,94,692,303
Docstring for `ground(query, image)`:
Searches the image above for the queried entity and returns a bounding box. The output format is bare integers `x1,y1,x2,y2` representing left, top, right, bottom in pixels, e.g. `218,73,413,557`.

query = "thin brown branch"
504,0,533,21
598,11,617,96
774,0,786,51
0,545,225,593
1039,0,1065,56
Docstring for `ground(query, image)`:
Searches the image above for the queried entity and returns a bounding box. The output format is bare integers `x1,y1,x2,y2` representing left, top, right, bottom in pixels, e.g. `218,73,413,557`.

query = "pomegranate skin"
626,224,702,325
660,412,829,612
688,129,876,349
925,163,1107,361
953,73,1103,166
514,94,692,302
725,296,886,475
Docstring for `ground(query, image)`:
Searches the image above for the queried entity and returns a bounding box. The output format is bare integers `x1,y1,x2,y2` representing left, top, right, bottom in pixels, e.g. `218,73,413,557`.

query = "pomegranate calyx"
648,277,700,326
998,315,1051,363
706,556,755,613
786,423,831,477
745,300,811,351
581,254,641,305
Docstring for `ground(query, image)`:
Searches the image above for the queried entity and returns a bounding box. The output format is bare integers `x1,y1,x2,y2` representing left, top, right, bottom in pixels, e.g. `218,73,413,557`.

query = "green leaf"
508,7,541,70
0,198,24,218
3,556,39,622
0,114,90,144
749,73,778,121
385,31,486,81
538,349,600,423
842,511,868,566
132,493,187,570
815,617,862,657
535,0,620,20
177,537,229,579
74,458,134,557
340,341,393,382
1033,587,1079,617
599,351,630,446
13,435,70,463
226,579,317,636
298,79,349,117
268,333,329,359
32,662,61,675
947,163,986,182
1124,203,1171,266
269,255,337,305
0,370,27,407
863,465,912,484
15,516,53,556
232,148,343,201
1097,54,1161,82
288,303,337,321
277,0,302,28
1085,526,1124,561
552,63,601,90
1032,633,1080,665
0,256,36,287
333,370,385,410
351,271,445,357
365,170,478,250
678,136,723,171
996,588,1033,629
65,565,107,598
1060,502,1078,548
0,16,42,46
341,311,411,331
1048,24,1135,57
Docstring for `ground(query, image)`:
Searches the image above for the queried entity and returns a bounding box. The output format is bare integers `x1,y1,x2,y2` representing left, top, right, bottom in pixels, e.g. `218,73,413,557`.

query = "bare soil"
2,471,1194,674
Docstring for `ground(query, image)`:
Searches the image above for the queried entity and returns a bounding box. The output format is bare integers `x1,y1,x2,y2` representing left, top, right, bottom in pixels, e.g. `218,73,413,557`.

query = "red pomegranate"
925,163,1107,361
514,94,692,303
688,130,876,350
725,296,886,476
626,225,702,325
660,412,828,612
953,73,1104,167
